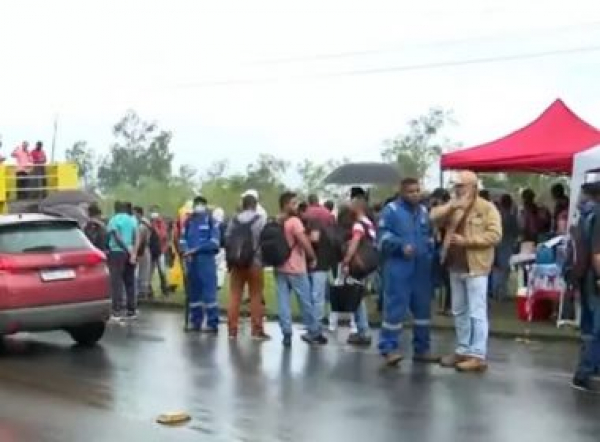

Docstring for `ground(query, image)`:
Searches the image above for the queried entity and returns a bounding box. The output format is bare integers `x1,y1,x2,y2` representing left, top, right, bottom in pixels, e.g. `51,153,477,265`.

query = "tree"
296,158,350,195
103,176,195,217
97,110,174,190
200,160,230,187
245,154,289,190
381,108,456,182
65,141,96,189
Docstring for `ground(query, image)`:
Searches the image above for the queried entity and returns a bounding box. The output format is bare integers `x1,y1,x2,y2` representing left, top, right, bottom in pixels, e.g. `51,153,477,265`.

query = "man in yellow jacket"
431,171,502,372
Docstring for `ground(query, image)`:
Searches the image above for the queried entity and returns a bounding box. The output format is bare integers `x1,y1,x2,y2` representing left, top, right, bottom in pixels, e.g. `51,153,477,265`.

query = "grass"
148,269,580,341
152,269,381,319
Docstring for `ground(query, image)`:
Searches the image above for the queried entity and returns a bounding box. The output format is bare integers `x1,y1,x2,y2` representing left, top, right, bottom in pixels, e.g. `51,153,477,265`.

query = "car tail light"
84,250,106,266
0,255,19,272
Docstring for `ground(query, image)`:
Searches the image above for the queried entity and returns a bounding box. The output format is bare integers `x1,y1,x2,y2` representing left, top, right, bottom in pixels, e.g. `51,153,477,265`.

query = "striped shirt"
352,215,376,240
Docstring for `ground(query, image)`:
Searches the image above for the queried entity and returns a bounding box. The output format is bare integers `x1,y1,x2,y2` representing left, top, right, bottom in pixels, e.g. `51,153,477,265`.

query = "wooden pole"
50,114,58,163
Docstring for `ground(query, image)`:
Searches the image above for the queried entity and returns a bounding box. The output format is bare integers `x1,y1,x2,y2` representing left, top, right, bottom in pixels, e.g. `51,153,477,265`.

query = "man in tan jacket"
431,171,502,372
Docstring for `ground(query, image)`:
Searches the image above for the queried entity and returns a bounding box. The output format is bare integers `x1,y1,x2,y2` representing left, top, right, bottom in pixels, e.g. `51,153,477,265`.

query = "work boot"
202,327,219,335
384,353,404,367
251,331,272,342
413,353,442,364
282,334,292,348
301,333,328,345
572,376,600,393
456,357,488,373
439,354,469,368
347,333,372,347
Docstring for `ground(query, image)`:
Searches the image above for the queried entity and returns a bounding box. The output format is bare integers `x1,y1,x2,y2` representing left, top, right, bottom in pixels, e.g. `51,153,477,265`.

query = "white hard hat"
241,189,259,200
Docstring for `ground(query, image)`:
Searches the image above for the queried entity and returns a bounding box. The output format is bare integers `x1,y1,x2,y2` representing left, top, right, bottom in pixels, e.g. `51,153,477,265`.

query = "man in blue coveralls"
180,195,221,333
378,178,440,366
572,181,600,392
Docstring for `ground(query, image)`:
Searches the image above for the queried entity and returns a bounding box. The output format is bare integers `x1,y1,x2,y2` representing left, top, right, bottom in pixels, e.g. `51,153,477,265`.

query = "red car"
0,214,110,345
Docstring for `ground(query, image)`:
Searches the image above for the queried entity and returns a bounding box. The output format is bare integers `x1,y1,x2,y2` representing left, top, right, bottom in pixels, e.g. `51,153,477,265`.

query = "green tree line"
64,108,563,217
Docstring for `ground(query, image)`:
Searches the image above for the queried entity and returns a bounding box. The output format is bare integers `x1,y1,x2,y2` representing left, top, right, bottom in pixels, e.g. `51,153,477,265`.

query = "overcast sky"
1,0,600,182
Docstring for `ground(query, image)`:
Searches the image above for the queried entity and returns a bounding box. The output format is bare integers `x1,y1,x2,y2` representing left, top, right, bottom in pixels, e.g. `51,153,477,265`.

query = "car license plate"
40,269,76,282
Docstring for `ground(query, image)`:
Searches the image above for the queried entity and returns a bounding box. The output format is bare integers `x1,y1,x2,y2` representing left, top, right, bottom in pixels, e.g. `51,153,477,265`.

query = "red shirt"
30,149,47,165
304,205,335,226
151,217,169,253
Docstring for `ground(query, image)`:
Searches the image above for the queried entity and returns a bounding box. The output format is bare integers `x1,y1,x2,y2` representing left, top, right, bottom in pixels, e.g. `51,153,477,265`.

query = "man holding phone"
431,171,501,373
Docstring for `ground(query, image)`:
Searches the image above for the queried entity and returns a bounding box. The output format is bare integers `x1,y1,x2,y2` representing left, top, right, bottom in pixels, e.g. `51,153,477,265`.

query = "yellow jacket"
431,197,502,276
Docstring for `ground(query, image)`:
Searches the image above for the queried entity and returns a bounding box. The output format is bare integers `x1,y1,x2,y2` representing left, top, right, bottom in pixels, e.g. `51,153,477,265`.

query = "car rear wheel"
68,322,106,346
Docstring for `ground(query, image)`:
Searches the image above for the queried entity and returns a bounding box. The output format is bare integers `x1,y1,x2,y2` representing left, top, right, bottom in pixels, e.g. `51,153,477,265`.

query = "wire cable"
248,20,600,65
177,44,600,88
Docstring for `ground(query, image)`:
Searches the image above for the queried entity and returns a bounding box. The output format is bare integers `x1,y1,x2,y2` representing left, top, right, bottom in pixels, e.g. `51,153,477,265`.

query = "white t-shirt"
256,203,267,218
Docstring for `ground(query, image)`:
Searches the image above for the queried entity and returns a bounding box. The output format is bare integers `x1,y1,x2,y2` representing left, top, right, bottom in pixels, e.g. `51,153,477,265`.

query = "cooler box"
516,287,555,322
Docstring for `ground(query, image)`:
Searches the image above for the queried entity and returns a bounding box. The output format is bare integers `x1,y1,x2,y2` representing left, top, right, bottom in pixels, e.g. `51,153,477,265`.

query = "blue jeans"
275,271,321,337
354,299,370,335
575,290,600,379
449,272,489,359
309,271,329,323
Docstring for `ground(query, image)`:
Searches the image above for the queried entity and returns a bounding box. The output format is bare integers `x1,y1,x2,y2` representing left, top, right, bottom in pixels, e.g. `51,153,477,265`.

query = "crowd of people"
87,172,599,394
84,202,171,319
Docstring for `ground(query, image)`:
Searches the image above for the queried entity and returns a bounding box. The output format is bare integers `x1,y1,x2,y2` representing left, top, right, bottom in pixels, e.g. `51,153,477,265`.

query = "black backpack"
84,219,107,251
225,215,260,268
260,217,294,267
345,221,379,279
145,222,162,258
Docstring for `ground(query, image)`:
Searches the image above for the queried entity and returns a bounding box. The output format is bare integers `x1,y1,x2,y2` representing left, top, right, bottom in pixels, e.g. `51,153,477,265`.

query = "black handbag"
329,278,365,313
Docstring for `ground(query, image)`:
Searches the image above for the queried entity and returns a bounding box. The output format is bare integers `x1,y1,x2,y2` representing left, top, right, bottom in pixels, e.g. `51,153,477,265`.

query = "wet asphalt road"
0,309,598,442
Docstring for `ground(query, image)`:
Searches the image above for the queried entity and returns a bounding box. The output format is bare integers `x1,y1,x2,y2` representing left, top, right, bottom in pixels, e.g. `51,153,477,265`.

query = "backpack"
535,244,555,265
346,221,379,279
84,219,107,251
260,217,294,267
145,221,162,258
225,215,260,268
134,220,153,257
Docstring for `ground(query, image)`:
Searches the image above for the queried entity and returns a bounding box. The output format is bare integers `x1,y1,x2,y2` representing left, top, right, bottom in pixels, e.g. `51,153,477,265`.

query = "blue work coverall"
576,204,600,378
180,211,221,330
377,199,434,356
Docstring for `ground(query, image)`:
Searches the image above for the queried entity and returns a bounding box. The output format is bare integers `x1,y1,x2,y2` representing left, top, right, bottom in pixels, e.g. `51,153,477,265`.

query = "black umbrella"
323,162,400,186
40,204,89,227
40,190,98,207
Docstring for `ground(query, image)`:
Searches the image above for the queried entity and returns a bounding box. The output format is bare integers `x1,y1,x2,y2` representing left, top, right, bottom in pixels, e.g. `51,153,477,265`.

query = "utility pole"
50,114,58,163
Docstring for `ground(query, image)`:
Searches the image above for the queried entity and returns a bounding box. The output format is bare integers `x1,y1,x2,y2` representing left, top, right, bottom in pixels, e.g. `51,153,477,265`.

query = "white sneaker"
350,317,358,334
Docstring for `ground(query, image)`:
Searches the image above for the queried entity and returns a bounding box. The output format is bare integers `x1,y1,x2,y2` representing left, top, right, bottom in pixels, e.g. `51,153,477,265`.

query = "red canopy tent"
441,99,600,174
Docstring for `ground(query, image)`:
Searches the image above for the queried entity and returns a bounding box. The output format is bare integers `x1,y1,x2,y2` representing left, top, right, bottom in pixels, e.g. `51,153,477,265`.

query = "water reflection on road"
0,309,597,442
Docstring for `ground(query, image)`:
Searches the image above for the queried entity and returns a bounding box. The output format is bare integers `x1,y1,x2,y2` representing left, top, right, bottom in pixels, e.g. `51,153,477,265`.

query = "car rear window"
0,222,91,253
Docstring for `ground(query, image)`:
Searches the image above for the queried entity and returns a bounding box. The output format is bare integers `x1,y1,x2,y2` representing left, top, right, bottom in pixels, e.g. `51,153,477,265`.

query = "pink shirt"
278,216,307,274
12,147,32,173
